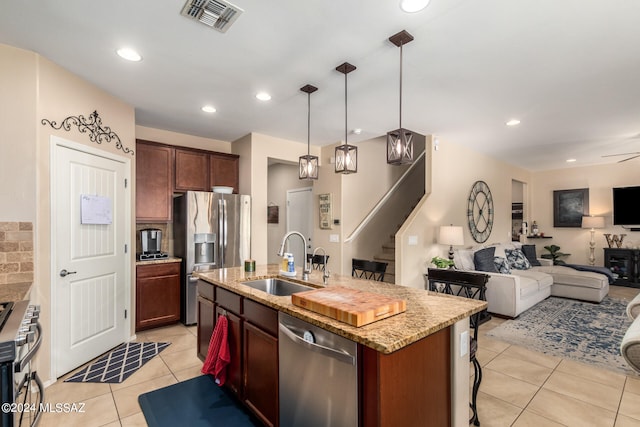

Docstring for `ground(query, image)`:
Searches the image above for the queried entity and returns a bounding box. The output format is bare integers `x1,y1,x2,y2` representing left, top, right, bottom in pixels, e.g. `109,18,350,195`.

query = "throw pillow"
494,256,511,274
521,244,541,266
474,247,498,273
505,248,532,270
453,249,475,271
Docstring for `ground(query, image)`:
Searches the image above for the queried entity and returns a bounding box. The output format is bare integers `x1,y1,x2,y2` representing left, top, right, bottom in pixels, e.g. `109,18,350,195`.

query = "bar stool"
351,259,388,281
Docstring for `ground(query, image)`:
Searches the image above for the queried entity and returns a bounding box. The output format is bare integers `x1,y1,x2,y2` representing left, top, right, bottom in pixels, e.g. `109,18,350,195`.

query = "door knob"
59,269,77,277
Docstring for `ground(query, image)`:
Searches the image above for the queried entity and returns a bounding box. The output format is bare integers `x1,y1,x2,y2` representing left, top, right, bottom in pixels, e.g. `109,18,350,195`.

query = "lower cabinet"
136,262,181,331
197,281,278,427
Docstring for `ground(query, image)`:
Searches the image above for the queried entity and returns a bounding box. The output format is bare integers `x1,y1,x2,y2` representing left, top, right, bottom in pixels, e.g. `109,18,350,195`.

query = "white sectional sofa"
453,242,610,318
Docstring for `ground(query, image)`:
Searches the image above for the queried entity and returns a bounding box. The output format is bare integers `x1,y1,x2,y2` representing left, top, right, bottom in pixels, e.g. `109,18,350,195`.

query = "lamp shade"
582,216,604,229
438,225,464,246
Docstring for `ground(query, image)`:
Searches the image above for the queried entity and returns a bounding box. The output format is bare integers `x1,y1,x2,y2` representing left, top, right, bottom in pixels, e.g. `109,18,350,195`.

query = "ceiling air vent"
180,0,243,33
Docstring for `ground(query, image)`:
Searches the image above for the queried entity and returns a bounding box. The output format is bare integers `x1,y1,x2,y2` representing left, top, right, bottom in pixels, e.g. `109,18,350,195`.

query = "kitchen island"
195,264,486,427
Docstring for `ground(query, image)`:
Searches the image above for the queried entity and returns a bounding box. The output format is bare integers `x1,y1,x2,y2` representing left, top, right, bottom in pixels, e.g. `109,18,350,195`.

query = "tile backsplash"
0,222,34,285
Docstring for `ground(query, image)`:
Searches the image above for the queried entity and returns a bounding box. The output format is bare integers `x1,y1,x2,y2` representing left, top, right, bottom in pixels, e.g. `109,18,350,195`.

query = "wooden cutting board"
291,286,406,327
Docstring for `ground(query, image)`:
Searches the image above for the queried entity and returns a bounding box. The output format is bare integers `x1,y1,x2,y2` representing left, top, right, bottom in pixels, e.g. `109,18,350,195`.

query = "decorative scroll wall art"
41,110,134,155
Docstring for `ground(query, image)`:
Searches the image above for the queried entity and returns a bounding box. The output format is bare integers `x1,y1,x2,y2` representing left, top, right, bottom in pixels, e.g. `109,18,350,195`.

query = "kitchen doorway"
286,187,313,267
51,136,131,377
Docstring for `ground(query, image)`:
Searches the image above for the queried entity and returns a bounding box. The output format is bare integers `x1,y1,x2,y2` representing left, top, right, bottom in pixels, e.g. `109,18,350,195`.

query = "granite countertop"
0,282,32,302
195,264,486,354
135,256,182,266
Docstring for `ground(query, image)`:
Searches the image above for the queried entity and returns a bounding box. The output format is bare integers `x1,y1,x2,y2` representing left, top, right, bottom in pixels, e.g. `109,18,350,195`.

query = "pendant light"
335,62,358,174
299,84,319,180
387,30,415,165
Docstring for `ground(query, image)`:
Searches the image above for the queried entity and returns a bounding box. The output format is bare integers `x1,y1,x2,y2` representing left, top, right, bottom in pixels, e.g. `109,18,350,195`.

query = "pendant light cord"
307,92,311,156
344,71,348,144
399,41,403,129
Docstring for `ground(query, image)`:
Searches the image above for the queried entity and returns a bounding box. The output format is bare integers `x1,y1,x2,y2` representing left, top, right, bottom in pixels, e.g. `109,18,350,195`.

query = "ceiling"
1,0,640,171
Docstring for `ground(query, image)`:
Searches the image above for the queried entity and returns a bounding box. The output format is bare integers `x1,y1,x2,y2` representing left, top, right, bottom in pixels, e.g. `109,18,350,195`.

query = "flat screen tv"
613,186,640,225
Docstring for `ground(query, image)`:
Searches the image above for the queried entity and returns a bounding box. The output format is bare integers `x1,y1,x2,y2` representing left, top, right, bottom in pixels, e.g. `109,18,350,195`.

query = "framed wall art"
553,188,589,227
267,205,279,224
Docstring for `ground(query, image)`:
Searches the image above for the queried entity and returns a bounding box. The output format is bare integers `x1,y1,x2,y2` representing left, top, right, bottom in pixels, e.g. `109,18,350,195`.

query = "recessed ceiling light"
506,119,521,126
202,105,216,113
352,128,362,135
116,47,142,62
400,0,430,13
566,158,577,163
255,92,271,101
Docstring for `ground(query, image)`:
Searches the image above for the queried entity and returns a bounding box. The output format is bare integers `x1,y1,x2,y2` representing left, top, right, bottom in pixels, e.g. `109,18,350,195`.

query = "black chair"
307,254,329,271
426,268,489,427
351,259,388,282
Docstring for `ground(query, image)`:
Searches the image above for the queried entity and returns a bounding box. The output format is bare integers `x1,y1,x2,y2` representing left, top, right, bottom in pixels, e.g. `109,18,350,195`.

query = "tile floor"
39,285,640,427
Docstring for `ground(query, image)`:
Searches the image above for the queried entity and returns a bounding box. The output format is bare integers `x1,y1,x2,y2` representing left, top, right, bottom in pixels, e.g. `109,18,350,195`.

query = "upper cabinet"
135,140,240,222
174,148,210,192
136,140,174,222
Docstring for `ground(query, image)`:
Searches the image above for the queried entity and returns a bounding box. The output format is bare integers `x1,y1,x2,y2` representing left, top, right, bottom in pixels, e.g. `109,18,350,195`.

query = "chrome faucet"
312,247,330,285
278,231,311,281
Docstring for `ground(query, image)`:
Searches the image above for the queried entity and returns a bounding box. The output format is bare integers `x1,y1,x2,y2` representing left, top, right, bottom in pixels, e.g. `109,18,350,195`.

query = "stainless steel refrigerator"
173,191,251,325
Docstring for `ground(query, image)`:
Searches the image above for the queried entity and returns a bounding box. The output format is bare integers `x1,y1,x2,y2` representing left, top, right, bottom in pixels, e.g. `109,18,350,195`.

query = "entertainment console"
604,248,640,287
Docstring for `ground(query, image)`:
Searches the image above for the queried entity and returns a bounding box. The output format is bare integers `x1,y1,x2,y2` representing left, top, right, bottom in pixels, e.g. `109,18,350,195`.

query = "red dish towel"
201,315,231,386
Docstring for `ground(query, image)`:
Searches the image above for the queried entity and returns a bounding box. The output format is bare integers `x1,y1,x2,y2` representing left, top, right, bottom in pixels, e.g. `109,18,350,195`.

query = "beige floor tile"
625,377,640,395
556,359,627,389
512,410,567,427
477,335,511,354
476,346,500,367
44,379,111,405
544,370,623,412
502,344,562,369
139,323,193,341
479,368,539,408
187,324,197,336
485,353,553,386
619,390,640,421
160,346,202,373
616,414,640,427
475,391,522,427
120,411,149,426
112,374,177,419
110,356,172,391
38,392,119,427
174,365,204,382
160,332,196,355
528,388,616,426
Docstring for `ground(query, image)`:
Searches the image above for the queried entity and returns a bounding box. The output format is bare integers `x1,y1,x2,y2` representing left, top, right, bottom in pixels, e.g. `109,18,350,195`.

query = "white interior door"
52,137,130,377
286,187,313,267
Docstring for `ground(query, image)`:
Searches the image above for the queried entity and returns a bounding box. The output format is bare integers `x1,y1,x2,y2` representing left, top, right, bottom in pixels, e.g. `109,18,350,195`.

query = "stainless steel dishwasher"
278,312,358,427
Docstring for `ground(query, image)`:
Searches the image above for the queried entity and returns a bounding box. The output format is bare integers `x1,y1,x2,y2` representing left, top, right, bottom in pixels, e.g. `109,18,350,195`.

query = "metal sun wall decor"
41,110,134,155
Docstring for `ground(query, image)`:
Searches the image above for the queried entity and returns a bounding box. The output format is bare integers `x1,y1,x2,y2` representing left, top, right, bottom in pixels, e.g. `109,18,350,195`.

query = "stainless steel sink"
241,278,314,296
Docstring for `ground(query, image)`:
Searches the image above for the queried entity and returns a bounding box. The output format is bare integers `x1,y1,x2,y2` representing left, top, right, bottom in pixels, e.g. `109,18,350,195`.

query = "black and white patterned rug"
65,342,170,384
486,296,635,375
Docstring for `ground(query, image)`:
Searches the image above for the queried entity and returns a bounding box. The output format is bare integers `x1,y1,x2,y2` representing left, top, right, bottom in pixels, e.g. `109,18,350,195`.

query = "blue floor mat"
138,375,261,427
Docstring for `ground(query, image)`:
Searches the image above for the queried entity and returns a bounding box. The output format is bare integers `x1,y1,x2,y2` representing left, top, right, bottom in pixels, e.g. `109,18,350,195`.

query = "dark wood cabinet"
197,281,278,426
136,262,181,331
174,148,210,192
136,140,173,222
210,154,239,193
604,248,640,287
135,140,240,221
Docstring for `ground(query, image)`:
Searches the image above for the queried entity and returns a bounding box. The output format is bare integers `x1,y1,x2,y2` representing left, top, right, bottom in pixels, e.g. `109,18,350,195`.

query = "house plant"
541,244,570,265
431,256,455,269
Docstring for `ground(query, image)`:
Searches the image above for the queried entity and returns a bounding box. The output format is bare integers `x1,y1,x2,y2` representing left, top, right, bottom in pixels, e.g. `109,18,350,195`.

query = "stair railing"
344,150,426,243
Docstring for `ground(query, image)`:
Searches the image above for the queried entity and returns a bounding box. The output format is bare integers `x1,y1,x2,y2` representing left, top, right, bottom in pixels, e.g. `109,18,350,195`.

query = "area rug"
139,375,261,427
65,342,170,383
486,296,635,375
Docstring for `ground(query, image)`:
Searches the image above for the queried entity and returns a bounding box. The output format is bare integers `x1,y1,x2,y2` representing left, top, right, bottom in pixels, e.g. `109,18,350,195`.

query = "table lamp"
438,225,464,261
582,216,605,266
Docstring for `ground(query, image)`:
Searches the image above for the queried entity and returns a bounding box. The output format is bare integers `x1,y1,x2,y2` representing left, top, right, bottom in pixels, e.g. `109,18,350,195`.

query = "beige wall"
1,44,136,384
397,137,532,289
136,125,231,153
530,162,640,265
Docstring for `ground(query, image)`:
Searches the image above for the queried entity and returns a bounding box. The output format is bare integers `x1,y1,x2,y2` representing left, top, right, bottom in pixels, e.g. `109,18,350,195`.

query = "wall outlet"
460,330,469,357
408,235,418,246
329,234,339,243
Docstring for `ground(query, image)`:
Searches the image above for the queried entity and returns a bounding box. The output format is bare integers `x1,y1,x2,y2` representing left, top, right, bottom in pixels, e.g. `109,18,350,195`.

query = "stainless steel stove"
0,301,43,427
